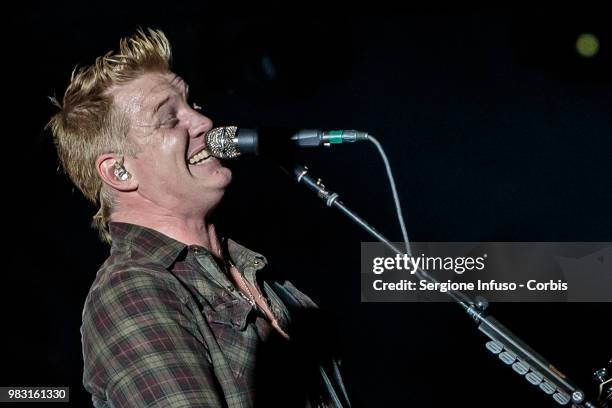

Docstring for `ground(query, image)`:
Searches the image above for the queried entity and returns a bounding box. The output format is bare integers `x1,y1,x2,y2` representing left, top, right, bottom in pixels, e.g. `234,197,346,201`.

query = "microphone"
205,126,370,159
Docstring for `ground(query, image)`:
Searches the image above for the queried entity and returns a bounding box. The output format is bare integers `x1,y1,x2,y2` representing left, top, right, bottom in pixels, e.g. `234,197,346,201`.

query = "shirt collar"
110,222,188,269
109,222,268,272
225,238,267,270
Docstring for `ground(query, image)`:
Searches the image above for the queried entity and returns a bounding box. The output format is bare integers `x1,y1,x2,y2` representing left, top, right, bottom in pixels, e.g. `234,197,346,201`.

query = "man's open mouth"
188,147,212,165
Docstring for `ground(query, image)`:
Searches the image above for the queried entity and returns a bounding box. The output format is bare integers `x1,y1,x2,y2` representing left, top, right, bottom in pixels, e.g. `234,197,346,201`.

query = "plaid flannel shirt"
81,222,349,407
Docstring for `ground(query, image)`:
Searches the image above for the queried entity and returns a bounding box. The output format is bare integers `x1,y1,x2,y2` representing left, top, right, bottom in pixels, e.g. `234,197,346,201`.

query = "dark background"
3,5,611,407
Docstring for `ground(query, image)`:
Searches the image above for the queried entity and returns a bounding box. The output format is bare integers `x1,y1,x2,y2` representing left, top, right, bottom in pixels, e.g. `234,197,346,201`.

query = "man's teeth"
188,149,212,165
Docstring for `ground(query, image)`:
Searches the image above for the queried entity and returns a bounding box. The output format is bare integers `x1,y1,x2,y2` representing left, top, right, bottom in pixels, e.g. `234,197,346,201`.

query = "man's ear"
96,154,138,192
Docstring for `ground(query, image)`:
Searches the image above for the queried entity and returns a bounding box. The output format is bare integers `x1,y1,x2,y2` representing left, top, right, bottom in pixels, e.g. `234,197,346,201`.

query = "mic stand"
292,164,600,408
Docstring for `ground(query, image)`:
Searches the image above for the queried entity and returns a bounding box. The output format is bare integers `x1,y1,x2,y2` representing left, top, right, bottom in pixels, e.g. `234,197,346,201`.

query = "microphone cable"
365,135,413,256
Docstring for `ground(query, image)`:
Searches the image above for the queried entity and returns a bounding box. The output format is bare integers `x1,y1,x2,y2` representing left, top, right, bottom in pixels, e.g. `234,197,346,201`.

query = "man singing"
48,28,349,407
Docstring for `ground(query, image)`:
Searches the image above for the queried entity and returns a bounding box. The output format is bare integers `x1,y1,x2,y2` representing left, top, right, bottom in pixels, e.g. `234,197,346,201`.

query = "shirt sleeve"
81,267,225,407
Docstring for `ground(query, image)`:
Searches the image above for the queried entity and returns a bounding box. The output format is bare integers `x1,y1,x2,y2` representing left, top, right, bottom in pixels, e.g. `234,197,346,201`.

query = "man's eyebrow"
171,75,189,97
150,76,189,115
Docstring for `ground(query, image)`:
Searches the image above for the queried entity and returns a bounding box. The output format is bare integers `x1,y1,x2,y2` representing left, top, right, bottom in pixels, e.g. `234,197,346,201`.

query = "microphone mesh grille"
205,126,240,159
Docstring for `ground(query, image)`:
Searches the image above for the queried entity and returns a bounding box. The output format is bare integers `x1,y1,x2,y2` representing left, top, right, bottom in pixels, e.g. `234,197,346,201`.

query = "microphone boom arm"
291,164,600,408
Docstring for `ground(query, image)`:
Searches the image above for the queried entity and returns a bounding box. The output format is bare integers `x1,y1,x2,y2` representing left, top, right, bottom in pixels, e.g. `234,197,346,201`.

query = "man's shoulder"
83,249,186,317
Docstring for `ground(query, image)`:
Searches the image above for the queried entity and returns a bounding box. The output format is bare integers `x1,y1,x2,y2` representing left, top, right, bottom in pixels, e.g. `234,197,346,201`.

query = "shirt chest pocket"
200,295,258,378
201,295,253,330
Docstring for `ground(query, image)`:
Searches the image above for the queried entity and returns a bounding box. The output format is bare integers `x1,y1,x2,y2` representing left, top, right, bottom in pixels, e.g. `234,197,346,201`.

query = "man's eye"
162,117,179,128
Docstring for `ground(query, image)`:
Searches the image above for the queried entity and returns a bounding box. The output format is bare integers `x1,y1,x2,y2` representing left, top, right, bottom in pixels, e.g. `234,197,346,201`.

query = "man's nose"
188,112,213,140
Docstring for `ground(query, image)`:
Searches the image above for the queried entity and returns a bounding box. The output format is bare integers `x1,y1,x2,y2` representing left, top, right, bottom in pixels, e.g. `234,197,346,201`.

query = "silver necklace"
238,273,258,309
228,261,259,309
228,262,290,339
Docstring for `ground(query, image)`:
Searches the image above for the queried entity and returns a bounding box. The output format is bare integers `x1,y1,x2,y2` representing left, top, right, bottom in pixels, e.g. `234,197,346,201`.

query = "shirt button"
252,260,261,267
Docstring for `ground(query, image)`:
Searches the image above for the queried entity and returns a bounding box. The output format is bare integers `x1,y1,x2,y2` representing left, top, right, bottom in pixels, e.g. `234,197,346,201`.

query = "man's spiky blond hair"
48,28,172,243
